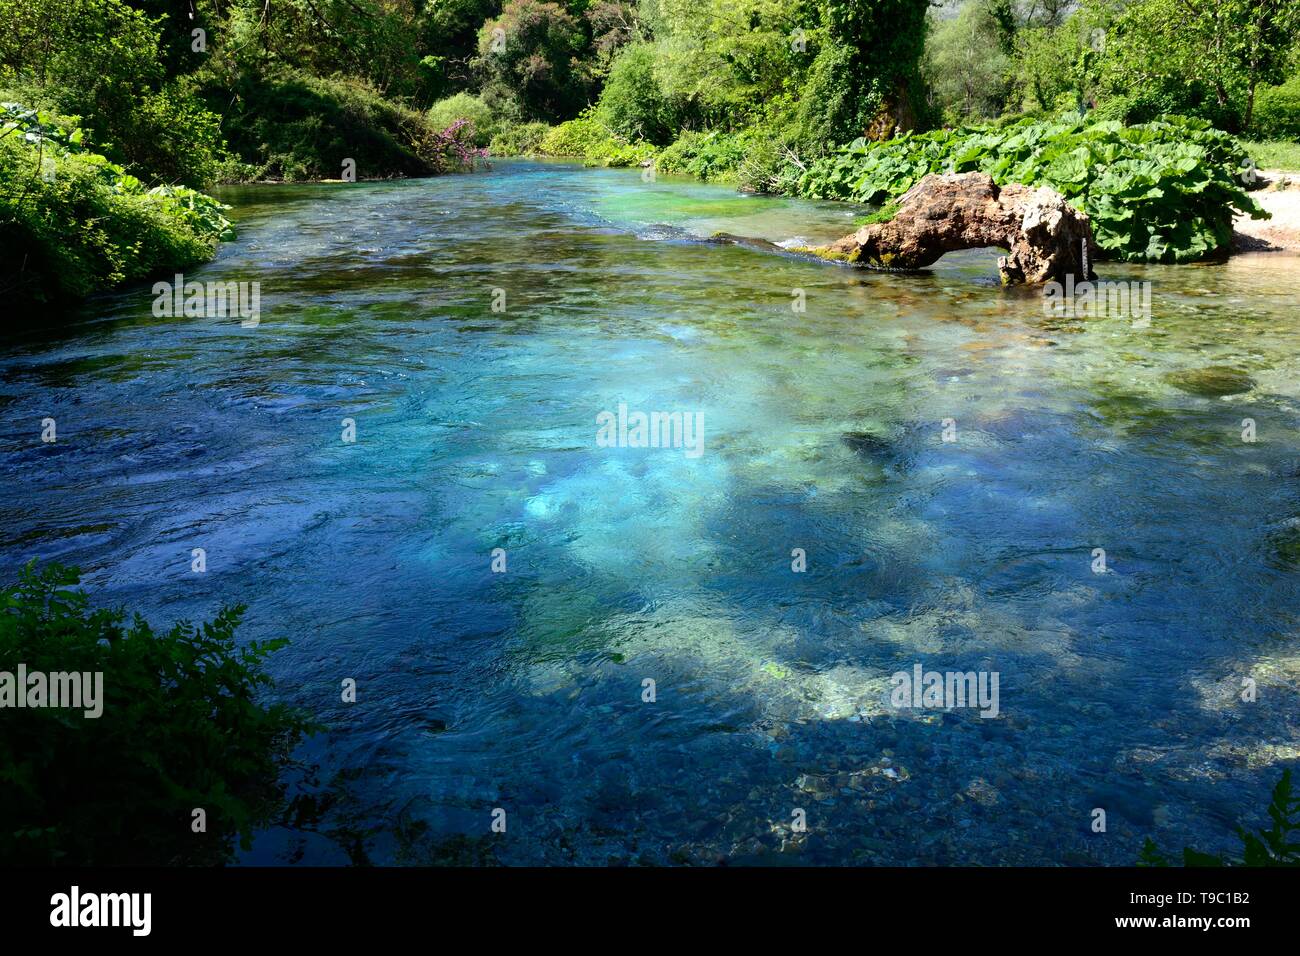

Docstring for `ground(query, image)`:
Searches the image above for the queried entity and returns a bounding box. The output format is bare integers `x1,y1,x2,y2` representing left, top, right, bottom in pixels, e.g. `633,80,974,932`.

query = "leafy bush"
473,0,590,121
488,121,552,156
656,129,752,182
536,112,655,167
924,0,1012,123
797,113,1267,263
0,101,233,304
1096,0,1300,133
0,563,314,865
0,0,228,187
428,92,499,147
1252,76,1300,141
212,69,444,182
122,80,228,188
595,43,675,145
632,1,797,133
1140,769,1300,867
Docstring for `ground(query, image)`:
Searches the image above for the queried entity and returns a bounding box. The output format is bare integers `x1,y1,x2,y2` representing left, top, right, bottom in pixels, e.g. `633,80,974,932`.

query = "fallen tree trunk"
818,172,1097,285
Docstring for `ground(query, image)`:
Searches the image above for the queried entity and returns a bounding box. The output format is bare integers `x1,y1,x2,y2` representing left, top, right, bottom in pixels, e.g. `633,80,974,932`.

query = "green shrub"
0,101,232,304
595,43,675,146
119,79,228,188
923,0,1012,123
472,0,590,121
797,112,1267,263
212,69,441,182
735,132,802,195
488,121,552,156
0,563,314,865
0,0,228,188
428,92,498,147
1252,76,1300,141
649,114,809,193
656,130,750,182
536,112,655,167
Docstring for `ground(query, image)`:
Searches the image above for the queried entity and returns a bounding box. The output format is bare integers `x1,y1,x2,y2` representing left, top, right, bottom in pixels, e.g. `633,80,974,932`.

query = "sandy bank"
1234,171,1300,252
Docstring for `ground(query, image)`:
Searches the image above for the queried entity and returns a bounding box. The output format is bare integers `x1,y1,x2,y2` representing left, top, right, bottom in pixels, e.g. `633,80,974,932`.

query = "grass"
1243,139,1300,172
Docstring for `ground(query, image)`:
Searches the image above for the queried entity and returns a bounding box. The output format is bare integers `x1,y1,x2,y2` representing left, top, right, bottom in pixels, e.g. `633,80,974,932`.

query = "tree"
926,0,1013,122
418,0,504,99
473,0,590,121
594,42,674,143
1103,0,1300,130
1011,3,1111,115
813,0,933,140
637,0,807,131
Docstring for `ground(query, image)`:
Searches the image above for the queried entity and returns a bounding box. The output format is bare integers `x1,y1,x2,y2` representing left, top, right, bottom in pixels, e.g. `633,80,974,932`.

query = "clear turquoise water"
3,159,1300,864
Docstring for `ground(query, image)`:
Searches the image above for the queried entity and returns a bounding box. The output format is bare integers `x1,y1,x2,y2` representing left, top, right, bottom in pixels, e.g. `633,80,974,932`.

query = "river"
3,159,1299,864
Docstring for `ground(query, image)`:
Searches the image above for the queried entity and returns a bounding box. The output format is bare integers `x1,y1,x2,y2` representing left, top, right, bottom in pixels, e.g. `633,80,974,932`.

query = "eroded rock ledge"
817,172,1097,285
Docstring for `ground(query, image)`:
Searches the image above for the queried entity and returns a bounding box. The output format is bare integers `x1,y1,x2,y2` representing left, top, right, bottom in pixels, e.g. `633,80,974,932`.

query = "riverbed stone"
1164,366,1256,397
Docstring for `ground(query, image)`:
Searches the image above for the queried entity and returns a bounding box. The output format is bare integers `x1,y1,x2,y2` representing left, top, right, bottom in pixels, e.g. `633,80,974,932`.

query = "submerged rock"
1164,366,1255,397
841,430,894,458
706,232,784,253
816,172,1096,285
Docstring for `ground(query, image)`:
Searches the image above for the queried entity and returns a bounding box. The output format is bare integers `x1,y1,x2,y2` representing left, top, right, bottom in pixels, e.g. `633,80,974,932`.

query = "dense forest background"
1,0,1299,301
4,0,1299,186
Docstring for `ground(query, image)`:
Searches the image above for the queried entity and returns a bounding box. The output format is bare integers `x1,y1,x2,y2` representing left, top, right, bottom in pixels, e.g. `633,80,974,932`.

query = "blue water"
3,159,1299,864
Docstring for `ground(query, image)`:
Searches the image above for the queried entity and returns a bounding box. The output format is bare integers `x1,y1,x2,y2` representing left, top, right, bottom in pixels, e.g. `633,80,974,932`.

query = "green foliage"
925,0,1013,123
1243,138,1300,171
996,0,1300,133
595,43,676,145
209,0,430,101
123,80,227,188
144,184,238,244
1098,0,1300,131
213,69,444,182
797,113,1267,262
817,0,932,141
428,92,499,147
1009,4,1110,117
1252,75,1300,140
796,40,862,149
1140,770,1300,867
637,0,808,133
488,121,553,156
536,111,656,166
656,129,753,182
0,100,85,153
0,0,228,187
0,101,232,303
418,0,504,99
474,0,591,122
0,563,314,865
